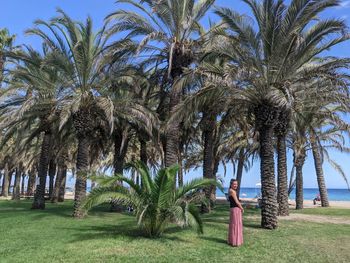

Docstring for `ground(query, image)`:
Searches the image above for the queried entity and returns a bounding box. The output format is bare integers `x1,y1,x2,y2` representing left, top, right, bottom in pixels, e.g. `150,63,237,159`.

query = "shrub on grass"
83,161,221,237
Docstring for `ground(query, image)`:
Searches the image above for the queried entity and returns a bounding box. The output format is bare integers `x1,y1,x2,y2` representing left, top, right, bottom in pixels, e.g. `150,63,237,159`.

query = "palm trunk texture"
255,102,279,229
48,159,57,200
277,136,289,216
295,149,306,210
201,113,216,213
32,131,52,209
310,134,329,207
1,163,10,197
73,135,89,217
236,149,245,199
12,168,21,200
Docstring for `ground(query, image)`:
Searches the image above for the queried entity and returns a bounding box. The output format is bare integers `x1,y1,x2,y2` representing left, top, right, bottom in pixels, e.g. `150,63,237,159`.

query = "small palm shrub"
83,161,221,237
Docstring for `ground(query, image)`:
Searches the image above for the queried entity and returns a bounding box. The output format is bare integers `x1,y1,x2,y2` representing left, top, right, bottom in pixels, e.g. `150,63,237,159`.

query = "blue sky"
1,0,350,189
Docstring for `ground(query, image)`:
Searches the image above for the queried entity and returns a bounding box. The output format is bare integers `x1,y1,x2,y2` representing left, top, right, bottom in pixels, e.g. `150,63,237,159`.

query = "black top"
228,191,239,208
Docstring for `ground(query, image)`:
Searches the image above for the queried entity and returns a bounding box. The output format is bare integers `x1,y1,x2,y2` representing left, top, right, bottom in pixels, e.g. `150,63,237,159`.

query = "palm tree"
106,0,215,168
1,45,64,209
290,125,307,210
105,63,160,180
213,0,348,229
291,77,350,207
83,161,220,237
25,10,118,217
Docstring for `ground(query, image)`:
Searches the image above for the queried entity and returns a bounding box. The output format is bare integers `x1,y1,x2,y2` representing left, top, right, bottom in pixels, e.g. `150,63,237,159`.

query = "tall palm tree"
292,77,350,207
1,46,64,209
290,125,307,210
25,10,118,217
106,0,215,168
213,0,349,229
107,68,158,176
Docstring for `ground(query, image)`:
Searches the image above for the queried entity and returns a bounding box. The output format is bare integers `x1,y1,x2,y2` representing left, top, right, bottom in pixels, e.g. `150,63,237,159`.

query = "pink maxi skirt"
227,207,243,247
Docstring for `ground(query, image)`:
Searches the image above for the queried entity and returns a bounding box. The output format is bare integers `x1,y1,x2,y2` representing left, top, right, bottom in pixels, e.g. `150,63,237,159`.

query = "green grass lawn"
0,200,349,263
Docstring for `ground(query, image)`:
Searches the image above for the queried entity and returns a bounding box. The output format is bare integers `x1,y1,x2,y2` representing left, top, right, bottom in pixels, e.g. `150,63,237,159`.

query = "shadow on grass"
0,199,74,220
0,200,262,243
200,236,227,245
60,222,187,243
0,199,127,220
244,222,261,229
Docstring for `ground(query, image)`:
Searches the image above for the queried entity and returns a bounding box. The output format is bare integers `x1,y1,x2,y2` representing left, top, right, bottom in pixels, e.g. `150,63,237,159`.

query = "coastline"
1,193,349,209
216,197,350,209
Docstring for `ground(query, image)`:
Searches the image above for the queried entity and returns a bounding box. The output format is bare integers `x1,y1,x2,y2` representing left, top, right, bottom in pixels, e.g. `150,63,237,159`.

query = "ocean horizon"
3,186,348,201
217,187,350,201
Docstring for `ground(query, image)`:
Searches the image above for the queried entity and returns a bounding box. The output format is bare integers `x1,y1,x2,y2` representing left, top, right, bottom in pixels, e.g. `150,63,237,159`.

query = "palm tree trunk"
21,173,26,196
277,135,289,216
112,130,130,212
295,163,304,210
8,171,13,195
114,129,129,175
48,159,56,200
165,90,181,168
32,131,52,209
259,125,278,229
27,167,36,196
52,151,67,203
236,150,245,199
58,168,67,202
178,154,183,187
201,113,216,213
73,135,89,217
12,168,21,201
1,163,10,197
294,149,306,210
310,133,329,207
140,136,148,165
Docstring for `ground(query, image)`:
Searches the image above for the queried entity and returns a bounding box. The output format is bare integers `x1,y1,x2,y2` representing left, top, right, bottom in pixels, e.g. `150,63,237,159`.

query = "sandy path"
278,213,350,225
244,213,350,225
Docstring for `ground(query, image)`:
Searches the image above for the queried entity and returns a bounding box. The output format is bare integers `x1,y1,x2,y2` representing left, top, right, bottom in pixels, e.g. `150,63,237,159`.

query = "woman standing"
228,179,244,247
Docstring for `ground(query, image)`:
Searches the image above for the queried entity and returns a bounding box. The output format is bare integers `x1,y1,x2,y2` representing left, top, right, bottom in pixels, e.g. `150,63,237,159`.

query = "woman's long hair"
228,179,237,193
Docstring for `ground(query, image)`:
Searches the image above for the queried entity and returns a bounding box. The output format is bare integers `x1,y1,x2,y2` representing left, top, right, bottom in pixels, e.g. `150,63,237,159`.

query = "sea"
217,187,350,201
2,186,348,201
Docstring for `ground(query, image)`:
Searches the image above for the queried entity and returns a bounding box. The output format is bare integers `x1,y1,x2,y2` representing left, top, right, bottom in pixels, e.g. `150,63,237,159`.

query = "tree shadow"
200,236,227,245
0,200,74,219
60,223,187,243
244,222,261,229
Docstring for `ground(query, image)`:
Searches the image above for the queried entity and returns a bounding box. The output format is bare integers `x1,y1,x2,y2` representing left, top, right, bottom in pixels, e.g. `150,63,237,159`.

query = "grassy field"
0,200,349,263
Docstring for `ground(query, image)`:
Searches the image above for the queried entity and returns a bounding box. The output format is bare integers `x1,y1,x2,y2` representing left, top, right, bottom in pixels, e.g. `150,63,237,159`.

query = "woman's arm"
230,189,244,212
